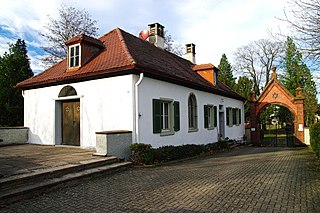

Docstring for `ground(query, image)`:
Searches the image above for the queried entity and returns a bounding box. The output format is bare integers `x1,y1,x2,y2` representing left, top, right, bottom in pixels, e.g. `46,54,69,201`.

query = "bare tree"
234,39,284,96
40,4,99,66
164,30,184,56
284,0,320,62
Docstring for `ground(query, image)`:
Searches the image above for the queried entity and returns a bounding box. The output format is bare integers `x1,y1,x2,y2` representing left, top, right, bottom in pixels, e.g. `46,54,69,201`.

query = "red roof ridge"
114,28,136,65
193,63,216,71
65,34,104,48
15,59,66,88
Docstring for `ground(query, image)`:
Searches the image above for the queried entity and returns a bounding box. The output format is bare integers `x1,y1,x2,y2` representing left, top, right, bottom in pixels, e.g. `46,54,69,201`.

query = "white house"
16,23,245,155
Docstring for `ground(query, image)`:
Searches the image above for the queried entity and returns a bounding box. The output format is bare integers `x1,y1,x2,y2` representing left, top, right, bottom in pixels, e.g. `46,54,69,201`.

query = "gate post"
294,87,304,144
249,91,260,146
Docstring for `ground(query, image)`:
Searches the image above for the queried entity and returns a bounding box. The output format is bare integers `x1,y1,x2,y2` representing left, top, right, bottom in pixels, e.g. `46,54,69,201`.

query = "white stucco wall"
23,73,244,150
23,75,135,148
137,77,244,148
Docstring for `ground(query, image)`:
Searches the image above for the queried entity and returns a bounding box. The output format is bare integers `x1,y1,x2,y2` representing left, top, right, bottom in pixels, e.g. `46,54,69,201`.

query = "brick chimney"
185,43,196,64
148,23,165,49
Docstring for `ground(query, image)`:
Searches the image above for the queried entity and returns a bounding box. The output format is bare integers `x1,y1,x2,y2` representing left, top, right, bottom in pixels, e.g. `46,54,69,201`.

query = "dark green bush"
130,143,152,152
310,122,320,157
152,144,206,163
140,149,155,165
129,143,152,164
206,140,230,151
130,141,230,165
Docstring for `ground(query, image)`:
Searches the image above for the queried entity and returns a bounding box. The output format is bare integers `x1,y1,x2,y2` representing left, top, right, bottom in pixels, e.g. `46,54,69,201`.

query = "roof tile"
16,28,245,101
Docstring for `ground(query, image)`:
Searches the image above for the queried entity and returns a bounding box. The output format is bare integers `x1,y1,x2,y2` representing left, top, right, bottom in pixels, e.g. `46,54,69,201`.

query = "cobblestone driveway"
1,147,320,213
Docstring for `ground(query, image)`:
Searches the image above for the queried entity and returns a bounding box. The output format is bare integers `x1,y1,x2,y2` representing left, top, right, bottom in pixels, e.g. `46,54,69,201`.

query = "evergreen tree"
281,37,318,127
218,54,235,89
235,76,253,121
0,39,33,126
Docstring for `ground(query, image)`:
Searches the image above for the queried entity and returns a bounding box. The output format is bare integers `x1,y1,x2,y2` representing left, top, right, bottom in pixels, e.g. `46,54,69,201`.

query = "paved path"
0,144,99,178
1,147,320,213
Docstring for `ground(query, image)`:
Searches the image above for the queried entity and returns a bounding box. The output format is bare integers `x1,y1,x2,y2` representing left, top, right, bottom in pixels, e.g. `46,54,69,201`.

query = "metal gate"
285,123,294,147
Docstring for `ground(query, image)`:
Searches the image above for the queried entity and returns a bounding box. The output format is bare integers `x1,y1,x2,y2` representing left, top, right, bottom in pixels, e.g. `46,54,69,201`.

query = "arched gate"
249,68,305,146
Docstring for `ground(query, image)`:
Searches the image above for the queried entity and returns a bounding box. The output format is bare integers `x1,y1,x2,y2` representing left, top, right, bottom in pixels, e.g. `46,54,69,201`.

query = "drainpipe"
134,73,144,144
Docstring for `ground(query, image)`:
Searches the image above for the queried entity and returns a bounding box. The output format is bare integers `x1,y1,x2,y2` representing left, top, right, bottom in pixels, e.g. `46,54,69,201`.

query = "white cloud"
0,0,291,66
172,0,291,65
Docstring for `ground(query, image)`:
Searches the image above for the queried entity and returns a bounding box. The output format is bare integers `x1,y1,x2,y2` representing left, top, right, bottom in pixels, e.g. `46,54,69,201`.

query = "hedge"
130,141,230,165
310,122,320,157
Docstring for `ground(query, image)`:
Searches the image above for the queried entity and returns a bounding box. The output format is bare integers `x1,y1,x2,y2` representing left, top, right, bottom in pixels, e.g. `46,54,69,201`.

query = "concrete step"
0,158,132,206
0,156,118,192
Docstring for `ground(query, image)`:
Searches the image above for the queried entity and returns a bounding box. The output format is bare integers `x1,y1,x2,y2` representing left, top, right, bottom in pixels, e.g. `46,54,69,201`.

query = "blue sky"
0,0,318,100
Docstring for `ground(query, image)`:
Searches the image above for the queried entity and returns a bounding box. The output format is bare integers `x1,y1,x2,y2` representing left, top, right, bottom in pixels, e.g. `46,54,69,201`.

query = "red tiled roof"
16,28,245,101
193,63,216,71
65,34,104,48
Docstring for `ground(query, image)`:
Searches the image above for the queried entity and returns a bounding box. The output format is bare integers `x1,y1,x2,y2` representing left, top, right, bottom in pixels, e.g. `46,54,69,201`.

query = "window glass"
153,99,180,135
69,44,80,68
162,102,170,130
188,94,198,131
204,105,217,129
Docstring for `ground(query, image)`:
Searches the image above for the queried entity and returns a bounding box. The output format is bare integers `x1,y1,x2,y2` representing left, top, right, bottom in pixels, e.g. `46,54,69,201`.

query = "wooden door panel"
73,102,80,145
62,100,80,146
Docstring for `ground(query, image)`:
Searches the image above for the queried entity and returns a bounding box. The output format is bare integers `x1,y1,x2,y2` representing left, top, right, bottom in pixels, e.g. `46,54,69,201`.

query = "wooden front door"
62,100,80,146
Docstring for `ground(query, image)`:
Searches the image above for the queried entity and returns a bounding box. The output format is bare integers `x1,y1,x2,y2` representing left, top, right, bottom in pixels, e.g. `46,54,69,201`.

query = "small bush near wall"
310,122,320,157
130,141,230,165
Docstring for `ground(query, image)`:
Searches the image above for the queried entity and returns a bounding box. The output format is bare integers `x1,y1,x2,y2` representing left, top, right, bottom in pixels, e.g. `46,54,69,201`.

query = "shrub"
129,143,152,165
152,144,206,163
139,149,155,165
310,122,320,157
130,141,231,165
130,143,152,153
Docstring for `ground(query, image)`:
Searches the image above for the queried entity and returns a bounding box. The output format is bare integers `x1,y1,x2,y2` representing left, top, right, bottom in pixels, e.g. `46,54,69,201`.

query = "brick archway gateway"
249,67,305,145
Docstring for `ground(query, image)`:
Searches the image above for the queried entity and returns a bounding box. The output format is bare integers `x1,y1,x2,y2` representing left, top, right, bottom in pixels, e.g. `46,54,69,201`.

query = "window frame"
188,93,198,132
226,107,233,127
68,44,81,68
232,108,237,126
204,105,217,130
161,100,172,133
153,98,180,136
226,107,242,126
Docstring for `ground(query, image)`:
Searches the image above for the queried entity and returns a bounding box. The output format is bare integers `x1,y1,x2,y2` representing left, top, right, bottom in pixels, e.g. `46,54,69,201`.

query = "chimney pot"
148,23,165,49
185,43,196,64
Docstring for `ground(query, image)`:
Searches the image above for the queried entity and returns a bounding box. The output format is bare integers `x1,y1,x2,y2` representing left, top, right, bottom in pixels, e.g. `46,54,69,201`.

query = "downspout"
134,73,144,144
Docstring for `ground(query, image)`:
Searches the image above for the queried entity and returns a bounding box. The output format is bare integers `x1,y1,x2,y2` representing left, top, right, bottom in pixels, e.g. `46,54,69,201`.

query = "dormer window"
69,44,80,68
65,34,104,71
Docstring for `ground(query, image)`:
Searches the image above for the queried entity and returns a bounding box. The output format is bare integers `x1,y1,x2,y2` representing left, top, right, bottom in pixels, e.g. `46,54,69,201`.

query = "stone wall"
95,130,132,160
0,127,28,146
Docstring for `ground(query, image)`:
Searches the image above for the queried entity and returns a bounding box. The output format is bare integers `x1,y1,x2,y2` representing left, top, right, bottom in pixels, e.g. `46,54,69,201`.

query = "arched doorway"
258,104,295,147
249,68,305,146
58,86,80,146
